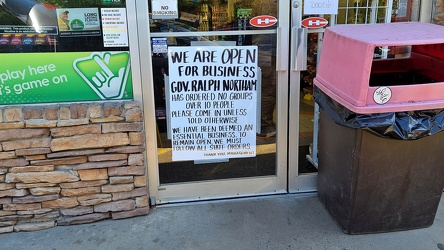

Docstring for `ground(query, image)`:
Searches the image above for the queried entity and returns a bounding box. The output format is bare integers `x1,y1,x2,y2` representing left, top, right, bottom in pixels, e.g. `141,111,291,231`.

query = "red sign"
301,17,328,29
249,15,278,28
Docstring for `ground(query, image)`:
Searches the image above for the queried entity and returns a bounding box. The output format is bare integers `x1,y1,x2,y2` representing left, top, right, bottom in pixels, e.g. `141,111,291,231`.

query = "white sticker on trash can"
373,87,392,105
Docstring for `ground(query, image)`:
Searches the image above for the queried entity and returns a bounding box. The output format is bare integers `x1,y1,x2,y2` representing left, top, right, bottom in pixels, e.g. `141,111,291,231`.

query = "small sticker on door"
249,15,278,28
373,86,392,105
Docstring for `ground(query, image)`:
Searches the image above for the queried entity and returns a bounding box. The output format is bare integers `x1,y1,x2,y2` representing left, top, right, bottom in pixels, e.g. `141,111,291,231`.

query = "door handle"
291,27,307,71
276,27,288,72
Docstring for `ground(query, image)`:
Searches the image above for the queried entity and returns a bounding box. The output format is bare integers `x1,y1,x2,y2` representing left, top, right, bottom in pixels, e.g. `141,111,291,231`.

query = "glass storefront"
2,0,437,204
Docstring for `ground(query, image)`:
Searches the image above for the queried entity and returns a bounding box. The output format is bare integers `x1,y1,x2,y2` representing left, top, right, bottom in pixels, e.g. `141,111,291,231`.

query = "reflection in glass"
150,0,278,33
0,1,128,53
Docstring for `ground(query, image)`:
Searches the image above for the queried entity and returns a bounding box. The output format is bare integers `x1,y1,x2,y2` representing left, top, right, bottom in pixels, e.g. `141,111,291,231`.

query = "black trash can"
313,22,444,234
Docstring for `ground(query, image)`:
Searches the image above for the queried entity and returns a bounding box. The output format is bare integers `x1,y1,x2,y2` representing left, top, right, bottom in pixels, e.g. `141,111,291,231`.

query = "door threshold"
154,192,317,208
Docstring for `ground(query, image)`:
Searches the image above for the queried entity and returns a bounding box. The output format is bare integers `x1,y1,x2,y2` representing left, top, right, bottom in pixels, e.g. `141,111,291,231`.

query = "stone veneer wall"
434,0,444,25
0,102,148,234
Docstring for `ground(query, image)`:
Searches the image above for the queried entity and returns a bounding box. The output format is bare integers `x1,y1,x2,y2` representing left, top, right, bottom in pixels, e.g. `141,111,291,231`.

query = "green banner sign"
0,51,133,105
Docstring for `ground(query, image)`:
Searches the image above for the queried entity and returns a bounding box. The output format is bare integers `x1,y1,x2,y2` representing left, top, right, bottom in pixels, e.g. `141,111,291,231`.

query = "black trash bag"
313,86,444,140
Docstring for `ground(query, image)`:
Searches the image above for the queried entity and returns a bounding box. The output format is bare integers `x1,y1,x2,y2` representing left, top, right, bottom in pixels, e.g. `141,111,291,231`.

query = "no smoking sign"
151,0,178,19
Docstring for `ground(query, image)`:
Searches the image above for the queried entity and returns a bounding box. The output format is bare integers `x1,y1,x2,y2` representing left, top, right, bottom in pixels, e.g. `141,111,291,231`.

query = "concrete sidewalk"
1,193,443,250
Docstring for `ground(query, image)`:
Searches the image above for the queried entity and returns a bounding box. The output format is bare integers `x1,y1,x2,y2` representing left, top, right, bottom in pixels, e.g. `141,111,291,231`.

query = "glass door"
288,0,394,193
140,0,291,204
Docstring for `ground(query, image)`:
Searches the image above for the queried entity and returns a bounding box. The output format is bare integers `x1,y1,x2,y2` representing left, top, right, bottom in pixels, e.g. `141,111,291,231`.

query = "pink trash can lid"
314,22,444,114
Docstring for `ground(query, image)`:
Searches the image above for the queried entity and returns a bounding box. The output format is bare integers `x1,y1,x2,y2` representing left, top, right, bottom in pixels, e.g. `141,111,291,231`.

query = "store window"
0,0,133,105
149,0,277,33
391,0,412,22
336,0,391,24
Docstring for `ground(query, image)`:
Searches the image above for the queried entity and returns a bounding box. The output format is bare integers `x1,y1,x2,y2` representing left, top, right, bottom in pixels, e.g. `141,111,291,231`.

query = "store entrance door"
140,0,394,204
288,0,395,193
142,0,291,204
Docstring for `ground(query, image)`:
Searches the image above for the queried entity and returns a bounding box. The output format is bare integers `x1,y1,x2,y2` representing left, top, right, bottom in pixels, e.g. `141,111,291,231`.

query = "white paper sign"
304,0,339,15
151,0,179,19
101,8,129,47
168,46,258,161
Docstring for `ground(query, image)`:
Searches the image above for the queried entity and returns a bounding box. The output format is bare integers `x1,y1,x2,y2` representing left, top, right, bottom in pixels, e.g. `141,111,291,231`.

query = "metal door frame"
136,0,291,204
287,0,395,193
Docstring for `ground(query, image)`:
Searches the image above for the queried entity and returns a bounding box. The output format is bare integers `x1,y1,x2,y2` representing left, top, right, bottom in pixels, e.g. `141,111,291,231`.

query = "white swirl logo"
373,86,392,105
